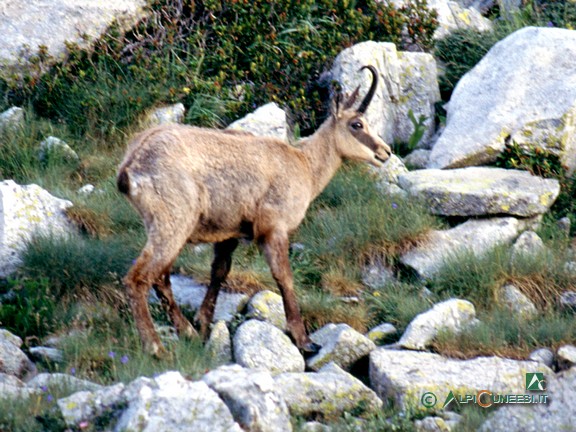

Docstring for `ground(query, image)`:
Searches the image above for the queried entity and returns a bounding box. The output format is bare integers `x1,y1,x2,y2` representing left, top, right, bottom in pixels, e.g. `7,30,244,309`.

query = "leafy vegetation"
3,0,438,138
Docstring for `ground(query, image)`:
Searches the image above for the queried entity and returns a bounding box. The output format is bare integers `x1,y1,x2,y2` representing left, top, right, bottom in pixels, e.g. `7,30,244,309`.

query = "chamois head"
331,65,391,167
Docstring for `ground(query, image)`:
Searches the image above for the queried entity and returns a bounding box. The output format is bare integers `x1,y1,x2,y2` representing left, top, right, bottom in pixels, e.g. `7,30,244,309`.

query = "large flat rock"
480,368,576,432
400,217,521,278
398,167,560,217
370,349,552,411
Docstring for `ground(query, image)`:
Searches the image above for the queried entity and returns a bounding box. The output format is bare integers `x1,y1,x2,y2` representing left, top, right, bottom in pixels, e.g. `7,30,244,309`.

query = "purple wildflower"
120,355,129,364
392,202,398,209
108,351,116,359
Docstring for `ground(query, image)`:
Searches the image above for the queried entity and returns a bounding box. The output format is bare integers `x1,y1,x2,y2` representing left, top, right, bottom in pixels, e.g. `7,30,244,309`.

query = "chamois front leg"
261,229,320,354
196,238,239,339
153,271,197,339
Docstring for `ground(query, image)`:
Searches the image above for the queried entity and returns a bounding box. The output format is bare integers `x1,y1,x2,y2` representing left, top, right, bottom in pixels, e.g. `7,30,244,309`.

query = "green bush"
6,0,438,138
535,0,576,27
0,278,61,339
20,234,138,297
495,141,576,234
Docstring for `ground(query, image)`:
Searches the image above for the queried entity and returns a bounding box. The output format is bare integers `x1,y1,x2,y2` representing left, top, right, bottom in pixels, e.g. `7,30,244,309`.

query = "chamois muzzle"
357,65,378,114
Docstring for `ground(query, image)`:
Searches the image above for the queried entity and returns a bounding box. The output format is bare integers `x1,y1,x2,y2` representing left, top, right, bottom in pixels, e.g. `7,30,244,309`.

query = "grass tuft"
432,308,576,360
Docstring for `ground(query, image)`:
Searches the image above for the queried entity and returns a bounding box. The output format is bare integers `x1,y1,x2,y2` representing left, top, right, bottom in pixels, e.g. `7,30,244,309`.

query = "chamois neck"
300,119,343,198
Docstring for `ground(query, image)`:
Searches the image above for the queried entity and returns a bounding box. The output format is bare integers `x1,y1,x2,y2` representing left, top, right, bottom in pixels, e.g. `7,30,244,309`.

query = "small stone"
39,136,79,162
116,371,242,431
362,262,396,289
498,284,538,318
510,231,547,262
557,345,576,368
415,416,452,432
307,323,376,371
28,346,64,363
559,291,576,312
403,149,431,169
0,373,35,399
557,217,571,236
366,323,397,344
169,275,248,323
0,329,35,378
27,373,102,393
275,364,382,418
77,184,95,195
141,103,186,127
529,348,555,368
57,383,125,427
227,102,288,141
376,154,408,185
0,106,24,130
246,290,287,330
398,299,477,350
300,421,331,432
203,365,292,432
206,321,232,366
398,168,560,217
234,320,304,373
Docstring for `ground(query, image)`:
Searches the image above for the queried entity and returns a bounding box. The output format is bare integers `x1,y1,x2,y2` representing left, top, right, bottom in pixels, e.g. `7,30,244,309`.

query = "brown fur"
118,70,391,356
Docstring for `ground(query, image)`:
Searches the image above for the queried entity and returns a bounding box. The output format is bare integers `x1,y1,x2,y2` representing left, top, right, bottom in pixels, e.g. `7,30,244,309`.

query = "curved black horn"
357,65,378,114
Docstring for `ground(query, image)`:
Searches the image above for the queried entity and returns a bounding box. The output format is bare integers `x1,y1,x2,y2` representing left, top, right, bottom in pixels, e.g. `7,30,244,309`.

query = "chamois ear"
330,81,344,118
331,91,343,118
342,86,360,110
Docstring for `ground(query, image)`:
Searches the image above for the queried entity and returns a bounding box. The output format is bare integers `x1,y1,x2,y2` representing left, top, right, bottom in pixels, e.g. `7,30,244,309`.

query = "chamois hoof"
300,341,322,357
178,322,199,340
148,342,169,360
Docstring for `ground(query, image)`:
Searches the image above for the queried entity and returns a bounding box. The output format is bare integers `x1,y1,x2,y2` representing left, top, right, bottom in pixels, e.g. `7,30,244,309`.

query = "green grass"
20,234,139,298
296,163,441,284
0,388,68,432
0,278,62,339
57,313,213,385
366,281,435,334
433,308,576,359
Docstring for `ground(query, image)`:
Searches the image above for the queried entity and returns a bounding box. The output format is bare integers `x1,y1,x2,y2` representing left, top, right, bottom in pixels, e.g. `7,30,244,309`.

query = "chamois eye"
351,121,363,130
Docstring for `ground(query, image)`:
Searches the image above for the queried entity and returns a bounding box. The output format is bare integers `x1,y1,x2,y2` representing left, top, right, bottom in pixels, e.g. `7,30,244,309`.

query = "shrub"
20,234,138,298
496,141,576,234
0,278,60,339
6,0,438,138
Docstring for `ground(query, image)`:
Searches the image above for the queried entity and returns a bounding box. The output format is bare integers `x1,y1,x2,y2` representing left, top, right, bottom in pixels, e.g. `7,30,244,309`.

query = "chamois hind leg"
196,238,239,339
260,229,320,354
124,249,166,357
153,271,197,339
125,227,192,357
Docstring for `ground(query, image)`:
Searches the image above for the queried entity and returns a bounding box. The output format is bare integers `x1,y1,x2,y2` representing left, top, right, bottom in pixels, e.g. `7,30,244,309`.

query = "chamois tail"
117,168,130,195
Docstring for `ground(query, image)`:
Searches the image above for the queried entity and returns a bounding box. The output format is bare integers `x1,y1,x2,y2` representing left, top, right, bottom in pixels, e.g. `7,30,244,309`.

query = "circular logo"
421,391,437,408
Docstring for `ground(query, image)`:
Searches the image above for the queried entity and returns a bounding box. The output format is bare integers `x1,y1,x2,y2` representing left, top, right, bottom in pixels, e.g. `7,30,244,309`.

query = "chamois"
117,65,391,356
